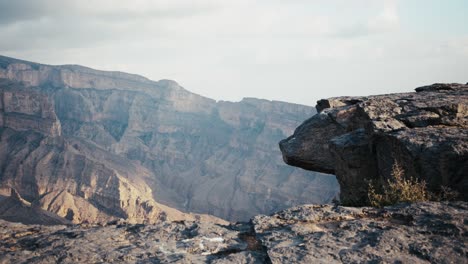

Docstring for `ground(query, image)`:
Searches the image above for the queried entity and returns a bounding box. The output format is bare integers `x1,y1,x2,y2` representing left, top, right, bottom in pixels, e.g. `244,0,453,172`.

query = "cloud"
368,0,399,32
332,0,399,38
0,0,466,106
0,0,220,24
0,0,401,53
0,0,51,25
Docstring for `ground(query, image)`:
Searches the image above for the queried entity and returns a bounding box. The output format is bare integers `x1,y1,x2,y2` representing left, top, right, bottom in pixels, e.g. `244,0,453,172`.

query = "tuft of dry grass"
368,162,428,207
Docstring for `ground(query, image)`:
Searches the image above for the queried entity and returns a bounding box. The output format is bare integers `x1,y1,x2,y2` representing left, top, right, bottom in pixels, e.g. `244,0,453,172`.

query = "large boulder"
280,83,468,204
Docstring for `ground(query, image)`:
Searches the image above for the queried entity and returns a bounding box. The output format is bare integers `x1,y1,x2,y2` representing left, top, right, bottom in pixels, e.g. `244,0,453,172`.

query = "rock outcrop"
0,55,339,222
280,83,467,204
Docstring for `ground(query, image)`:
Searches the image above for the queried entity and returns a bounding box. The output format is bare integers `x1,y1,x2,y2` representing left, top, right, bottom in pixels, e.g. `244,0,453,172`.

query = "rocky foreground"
1,202,466,263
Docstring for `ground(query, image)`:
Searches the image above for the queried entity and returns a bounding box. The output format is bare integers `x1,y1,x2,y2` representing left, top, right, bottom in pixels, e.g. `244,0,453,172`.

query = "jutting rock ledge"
280,83,468,205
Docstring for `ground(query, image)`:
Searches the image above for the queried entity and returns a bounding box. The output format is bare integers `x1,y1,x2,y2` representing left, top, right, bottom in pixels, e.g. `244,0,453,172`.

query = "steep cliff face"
0,80,61,136
0,55,338,222
280,83,467,204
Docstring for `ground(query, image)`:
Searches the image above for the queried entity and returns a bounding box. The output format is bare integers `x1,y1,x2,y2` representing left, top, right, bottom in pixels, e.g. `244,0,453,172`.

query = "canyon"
0,55,466,263
0,55,338,223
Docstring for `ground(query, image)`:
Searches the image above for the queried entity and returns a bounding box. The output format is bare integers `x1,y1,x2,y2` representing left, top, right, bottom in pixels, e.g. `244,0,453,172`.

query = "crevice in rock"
243,221,273,264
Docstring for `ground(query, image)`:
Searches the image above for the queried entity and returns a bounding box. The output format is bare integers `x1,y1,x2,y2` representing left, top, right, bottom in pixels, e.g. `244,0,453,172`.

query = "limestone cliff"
0,55,338,222
280,83,467,204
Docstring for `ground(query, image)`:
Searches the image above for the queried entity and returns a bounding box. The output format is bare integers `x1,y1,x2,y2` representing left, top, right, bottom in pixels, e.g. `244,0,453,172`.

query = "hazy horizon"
0,0,467,106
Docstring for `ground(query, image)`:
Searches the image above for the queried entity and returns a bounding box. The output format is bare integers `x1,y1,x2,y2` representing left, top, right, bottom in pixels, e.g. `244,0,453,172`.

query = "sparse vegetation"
367,161,459,207
368,162,428,207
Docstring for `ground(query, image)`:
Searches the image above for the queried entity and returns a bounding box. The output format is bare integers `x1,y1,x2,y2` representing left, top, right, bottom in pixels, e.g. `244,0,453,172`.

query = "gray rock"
253,202,468,264
0,219,270,263
280,83,468,204
1,202,465,263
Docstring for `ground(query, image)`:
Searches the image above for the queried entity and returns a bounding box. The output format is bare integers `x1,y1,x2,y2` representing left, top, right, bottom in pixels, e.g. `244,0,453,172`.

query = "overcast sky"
0,0,467,105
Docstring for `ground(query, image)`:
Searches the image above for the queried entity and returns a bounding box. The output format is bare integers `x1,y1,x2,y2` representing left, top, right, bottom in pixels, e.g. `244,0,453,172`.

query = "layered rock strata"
280,83,467,204
0,125,226,225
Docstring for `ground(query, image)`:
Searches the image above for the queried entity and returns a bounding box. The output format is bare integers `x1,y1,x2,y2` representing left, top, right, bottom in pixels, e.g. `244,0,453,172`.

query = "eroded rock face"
0,80,61,136
280,83,468,204
253,202,467,264
0,127,225,225
0,188,70,225
0,55,339,222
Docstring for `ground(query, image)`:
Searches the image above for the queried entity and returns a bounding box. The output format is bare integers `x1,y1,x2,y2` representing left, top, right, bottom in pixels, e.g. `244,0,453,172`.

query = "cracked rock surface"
253,202,467,264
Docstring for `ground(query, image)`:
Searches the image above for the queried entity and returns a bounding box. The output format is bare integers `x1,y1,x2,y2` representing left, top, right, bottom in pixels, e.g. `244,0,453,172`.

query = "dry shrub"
368,162,428,207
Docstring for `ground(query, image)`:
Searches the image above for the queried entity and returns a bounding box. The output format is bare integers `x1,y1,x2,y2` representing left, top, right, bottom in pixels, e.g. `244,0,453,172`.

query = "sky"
0,0,467,106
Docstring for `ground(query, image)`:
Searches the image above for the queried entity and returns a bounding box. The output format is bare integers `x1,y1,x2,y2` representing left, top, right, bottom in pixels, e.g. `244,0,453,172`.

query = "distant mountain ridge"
0,55,338,223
